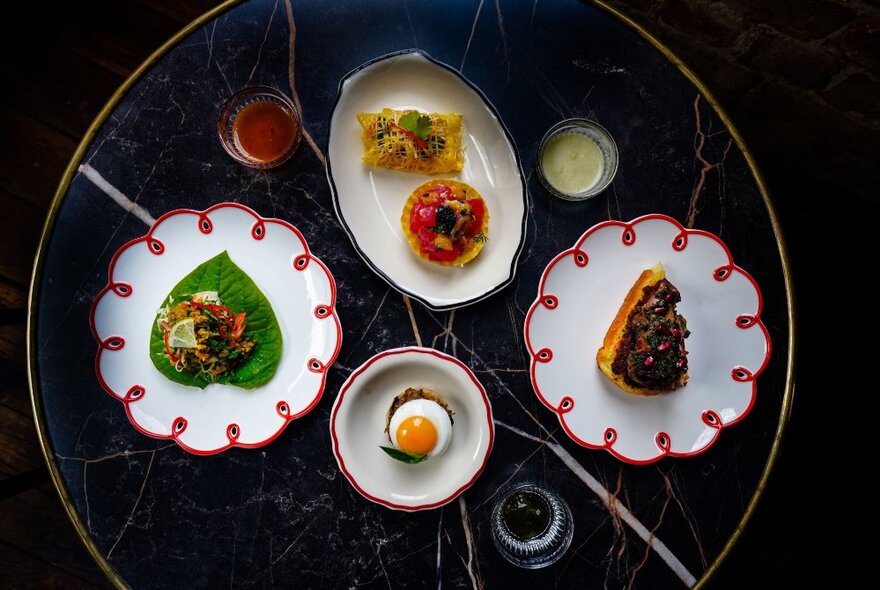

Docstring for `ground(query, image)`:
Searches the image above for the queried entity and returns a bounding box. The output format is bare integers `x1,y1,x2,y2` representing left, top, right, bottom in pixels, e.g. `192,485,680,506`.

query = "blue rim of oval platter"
324,49,530,312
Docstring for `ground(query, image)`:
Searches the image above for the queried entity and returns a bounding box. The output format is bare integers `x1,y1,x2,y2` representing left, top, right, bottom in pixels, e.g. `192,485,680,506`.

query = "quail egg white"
388,398,453,458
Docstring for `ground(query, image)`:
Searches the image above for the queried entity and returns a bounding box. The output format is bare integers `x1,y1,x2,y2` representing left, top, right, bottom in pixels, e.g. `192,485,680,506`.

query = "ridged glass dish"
217,86,302,169
490,483,573,568
537,118,618,201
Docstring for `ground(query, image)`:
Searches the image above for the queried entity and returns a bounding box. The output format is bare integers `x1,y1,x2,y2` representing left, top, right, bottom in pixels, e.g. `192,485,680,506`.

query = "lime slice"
167,318,197,348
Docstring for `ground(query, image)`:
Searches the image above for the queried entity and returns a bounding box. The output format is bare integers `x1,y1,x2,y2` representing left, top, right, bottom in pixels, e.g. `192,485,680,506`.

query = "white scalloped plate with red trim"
90,203,342,455
330,347,494,511
524,214,771,464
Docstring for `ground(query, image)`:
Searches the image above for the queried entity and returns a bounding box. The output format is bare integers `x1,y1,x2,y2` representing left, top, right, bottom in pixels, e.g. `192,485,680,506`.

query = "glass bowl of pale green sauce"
490,483,574,568
537,118,618,201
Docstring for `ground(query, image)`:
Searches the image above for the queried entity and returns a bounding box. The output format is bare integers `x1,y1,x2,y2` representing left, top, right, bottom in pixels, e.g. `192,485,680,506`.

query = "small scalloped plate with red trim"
524,214,771,464
90,203,342,455
330,347,494,511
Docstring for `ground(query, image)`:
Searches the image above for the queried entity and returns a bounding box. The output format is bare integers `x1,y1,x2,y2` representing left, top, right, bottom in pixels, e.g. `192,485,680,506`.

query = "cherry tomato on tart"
401,179,489,266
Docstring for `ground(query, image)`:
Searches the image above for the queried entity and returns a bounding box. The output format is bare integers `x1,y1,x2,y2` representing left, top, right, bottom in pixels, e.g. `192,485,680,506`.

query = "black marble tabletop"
33,0,790,587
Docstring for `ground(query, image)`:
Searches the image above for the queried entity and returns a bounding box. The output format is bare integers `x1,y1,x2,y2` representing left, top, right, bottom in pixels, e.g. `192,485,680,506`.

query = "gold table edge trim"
25,1,796,588
27,2,243,588
588,2,796,587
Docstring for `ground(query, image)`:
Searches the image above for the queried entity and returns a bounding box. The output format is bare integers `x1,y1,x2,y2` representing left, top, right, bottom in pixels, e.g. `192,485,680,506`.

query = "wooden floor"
0,0,868,587
0,3,223,586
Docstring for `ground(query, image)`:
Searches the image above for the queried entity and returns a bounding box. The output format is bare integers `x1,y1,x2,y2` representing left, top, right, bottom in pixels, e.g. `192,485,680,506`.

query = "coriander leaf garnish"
398,111,433,142
473,231,488,243
380,445,428,464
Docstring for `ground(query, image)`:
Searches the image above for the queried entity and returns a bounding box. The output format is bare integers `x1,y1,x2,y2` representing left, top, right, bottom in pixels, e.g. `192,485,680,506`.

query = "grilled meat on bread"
596,264,690,395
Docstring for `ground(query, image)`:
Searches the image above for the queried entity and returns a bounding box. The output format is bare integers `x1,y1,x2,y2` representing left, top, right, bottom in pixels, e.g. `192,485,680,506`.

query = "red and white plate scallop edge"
524,214,771,464
90,202,342,455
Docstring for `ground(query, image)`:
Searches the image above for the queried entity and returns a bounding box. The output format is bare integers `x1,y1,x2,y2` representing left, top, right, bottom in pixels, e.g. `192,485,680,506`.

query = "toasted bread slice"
597,264,682,396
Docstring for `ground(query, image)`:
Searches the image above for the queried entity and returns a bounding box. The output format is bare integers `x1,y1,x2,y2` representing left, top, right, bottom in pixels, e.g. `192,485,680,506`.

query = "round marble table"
30,0,793,587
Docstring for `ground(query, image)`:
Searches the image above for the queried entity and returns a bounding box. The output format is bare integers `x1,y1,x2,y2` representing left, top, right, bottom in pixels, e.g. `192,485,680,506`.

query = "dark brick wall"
600,1,875,587
604,0,878,203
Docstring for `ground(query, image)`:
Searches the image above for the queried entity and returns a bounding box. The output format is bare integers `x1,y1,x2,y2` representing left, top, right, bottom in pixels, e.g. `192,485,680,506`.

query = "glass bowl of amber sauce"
218,86,302,169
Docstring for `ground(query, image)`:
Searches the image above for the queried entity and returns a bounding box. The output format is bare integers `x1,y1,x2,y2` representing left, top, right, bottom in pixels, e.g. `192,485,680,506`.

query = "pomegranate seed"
676,357,688,369
643,356,655,367
672,327,682,340
664,292,675,302
658,341,671,352
653,306,666,314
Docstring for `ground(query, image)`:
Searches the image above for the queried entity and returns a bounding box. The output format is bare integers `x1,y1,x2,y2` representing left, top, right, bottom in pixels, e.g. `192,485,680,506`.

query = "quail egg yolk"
395,416,437,456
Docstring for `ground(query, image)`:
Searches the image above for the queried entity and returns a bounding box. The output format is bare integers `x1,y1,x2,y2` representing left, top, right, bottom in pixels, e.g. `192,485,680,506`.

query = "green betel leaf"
379,445,428,464
149,251,283,389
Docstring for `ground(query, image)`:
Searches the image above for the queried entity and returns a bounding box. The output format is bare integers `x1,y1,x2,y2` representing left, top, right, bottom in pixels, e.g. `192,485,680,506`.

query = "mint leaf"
398,111,432,141
380,445,428,464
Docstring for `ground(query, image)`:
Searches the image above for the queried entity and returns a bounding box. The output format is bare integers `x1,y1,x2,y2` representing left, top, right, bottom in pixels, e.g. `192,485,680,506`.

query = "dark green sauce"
501,491,551,540
611,279,690,390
